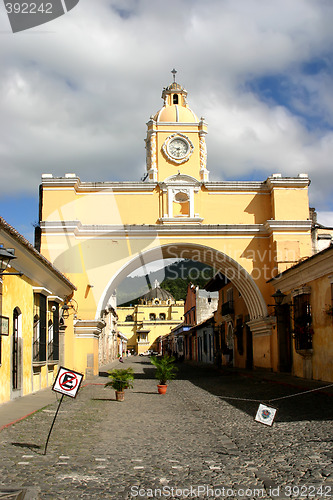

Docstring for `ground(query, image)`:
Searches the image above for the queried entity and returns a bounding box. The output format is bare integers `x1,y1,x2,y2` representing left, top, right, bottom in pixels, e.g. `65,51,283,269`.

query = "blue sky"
1,0,333,243
0,195,38,243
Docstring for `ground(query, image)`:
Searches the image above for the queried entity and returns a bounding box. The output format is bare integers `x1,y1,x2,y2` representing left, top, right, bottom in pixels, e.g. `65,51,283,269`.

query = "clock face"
162,134,194,164
168,138,189,159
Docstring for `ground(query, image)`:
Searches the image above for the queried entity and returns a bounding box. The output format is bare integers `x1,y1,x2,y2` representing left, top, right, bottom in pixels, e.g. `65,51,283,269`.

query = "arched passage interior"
96,243,268,321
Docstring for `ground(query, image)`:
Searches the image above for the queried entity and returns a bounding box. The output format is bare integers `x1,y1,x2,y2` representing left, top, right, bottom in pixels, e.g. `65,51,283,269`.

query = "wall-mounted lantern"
61,297,78,319
0,245,23,276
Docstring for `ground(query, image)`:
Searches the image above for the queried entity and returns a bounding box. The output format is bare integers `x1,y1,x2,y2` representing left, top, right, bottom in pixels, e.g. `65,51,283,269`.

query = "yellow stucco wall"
40,228,309,317
292,276,333,382
271,188,310,220
41,185,310,227
0,274,67,404
118,302,184,354
0,276,34,403
73,335,99,377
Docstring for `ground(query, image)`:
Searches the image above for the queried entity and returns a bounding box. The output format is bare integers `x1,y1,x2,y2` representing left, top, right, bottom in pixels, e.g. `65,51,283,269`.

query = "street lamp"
270,289,294,372
0,245,22,276
271,289,286,307
61,297,78,319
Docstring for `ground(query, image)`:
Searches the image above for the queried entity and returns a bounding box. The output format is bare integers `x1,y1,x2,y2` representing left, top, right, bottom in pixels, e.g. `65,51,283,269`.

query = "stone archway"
96,243,268,321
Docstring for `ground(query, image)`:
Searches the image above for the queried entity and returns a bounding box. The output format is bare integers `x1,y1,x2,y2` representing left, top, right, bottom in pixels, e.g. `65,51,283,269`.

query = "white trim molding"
74,319,105,339
247,316,276,337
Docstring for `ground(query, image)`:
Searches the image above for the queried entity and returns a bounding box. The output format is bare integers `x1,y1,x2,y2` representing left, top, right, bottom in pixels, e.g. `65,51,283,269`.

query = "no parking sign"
52,366,83,398
44,367,84,455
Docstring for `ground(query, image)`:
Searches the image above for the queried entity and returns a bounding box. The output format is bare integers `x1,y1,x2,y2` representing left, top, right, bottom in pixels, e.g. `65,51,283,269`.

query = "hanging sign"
52,366,83,398
255,403,277,427
0,316,9,335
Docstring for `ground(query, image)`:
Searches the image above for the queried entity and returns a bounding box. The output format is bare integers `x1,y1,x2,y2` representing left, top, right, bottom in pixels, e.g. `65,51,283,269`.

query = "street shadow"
100,358,333,422
133,369,156,380
91,398,116,402
11,442,43,454
132,391,160,395
160,362,333,423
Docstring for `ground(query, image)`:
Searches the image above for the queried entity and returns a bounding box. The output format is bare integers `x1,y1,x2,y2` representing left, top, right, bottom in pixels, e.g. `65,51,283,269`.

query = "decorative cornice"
41,175,310,195
264,220,312,233
33,287,53,296
204,181,268,192
266,175,310,189
270,246,333,291
247,316,276,336
41,220,312,238
41,221,268,237
154,123,200,128
41,176,157,193
158,217,204,225
205,175,310,192
159,174,201,190
291,286,311,297
74,319,105,339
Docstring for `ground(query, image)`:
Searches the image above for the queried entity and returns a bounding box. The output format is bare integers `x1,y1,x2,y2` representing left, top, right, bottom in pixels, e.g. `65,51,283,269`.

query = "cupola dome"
139,280,175,304
153,71,199,123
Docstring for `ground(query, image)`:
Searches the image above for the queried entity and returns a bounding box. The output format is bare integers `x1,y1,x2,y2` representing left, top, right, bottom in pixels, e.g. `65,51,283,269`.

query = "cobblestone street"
0,358,332,499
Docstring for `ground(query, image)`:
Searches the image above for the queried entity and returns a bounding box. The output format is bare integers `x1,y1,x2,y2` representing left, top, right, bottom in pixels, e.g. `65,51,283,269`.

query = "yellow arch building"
38,77,312,377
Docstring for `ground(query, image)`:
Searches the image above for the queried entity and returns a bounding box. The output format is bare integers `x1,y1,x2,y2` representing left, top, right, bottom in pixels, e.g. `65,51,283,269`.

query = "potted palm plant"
150,355,178,394
104,367,134,401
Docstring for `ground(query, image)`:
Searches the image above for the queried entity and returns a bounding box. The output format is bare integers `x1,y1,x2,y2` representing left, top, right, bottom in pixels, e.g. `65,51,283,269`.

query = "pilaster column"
74,319,105,378
168,188,173,218
189,189,195,218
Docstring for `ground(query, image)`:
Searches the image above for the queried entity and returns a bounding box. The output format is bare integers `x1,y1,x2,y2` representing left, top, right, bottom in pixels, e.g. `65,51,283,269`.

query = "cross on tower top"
171,68,177,83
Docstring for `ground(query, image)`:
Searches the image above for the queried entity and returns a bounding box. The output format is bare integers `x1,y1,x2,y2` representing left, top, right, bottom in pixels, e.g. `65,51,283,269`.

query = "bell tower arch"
38,72,313,377
145,70,209,183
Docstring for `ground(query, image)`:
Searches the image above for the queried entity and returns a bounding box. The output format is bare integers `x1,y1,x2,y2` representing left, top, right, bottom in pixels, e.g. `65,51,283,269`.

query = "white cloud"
0,0,332,214
316,211,333,228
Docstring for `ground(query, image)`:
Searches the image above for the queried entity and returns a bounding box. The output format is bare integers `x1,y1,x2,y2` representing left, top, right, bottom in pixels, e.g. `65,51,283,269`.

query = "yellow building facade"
0,217,75,404
117,284,184,355
271,245,333,382
38,77,313,376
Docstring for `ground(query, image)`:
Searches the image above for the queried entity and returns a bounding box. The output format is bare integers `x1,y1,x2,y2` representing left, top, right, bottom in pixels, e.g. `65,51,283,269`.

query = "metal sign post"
43,366,83,455
43,394,64,455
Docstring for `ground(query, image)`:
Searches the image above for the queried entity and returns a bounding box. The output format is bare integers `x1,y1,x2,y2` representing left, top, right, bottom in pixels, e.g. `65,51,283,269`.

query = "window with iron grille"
293,293,313,350
48,302,59,361
33,293,47,362
236,317,244,355
222,288,234,315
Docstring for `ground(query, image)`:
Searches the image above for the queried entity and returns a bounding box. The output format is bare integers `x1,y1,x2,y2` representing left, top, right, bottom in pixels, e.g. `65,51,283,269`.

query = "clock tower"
145,71,209,184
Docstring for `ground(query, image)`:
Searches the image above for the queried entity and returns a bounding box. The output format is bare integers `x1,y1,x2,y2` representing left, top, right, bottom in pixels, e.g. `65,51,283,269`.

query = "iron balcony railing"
221,300,234,316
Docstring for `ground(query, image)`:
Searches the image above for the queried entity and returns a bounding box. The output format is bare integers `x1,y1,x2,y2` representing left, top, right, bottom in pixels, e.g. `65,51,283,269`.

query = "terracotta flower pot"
157,384,167,394
115,390,125,401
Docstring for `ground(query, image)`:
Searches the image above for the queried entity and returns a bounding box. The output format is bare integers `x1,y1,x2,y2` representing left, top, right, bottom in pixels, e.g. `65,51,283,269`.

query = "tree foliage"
118,259,214,305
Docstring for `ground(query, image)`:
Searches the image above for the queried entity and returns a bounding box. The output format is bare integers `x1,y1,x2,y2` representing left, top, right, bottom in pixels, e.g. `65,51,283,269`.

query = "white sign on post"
255,403,277,427
52,366,83,398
